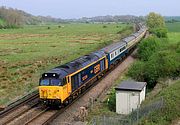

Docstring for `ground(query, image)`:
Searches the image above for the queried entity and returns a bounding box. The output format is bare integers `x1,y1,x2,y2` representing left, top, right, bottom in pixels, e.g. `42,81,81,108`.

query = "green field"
0,23,133,105
167,22,180,44
166,22,180,32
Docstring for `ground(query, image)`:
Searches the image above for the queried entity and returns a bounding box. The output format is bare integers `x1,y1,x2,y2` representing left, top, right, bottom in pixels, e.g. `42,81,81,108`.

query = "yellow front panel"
39,83,72,103
39,86,62,100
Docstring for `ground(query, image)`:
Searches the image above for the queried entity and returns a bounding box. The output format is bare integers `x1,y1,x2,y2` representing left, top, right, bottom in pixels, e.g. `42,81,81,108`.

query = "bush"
148,51,180,78
128,50,180,88
117,26,132,34
127,61,145,81
107,89,116,112
103,25,107,28
150,28,168,38
137,36,161,61
128,37,180,88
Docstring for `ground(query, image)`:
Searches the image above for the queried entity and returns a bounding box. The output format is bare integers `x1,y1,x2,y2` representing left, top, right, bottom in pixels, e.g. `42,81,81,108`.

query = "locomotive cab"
39,73,71,105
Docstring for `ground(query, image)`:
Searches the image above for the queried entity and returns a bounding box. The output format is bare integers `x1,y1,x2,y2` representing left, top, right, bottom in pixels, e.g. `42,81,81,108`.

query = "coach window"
112,53,114,58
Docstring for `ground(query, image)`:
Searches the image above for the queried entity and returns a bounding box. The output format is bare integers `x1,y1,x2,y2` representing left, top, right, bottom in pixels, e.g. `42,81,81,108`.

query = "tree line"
0,6,23,29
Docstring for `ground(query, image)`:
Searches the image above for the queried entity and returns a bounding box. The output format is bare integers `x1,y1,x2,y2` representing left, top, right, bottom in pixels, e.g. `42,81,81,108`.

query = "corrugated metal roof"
115,81,146,92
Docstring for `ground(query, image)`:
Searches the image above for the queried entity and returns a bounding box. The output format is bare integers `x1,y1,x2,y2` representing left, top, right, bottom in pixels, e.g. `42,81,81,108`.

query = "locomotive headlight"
45,74,47,76
53,74,55,76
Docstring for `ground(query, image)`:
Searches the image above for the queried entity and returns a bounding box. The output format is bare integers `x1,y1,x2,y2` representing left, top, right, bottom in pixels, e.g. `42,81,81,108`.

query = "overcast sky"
1,0,179,19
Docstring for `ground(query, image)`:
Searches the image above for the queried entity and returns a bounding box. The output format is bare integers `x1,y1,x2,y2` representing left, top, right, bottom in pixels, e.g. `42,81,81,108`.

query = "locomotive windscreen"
40,79,62,86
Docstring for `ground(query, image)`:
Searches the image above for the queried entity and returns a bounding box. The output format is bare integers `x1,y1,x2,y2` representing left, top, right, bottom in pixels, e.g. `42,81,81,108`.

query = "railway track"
0,90,39,125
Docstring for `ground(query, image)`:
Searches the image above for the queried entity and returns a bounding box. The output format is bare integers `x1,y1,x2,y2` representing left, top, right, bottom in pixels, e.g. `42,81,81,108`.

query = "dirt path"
51,55,135,125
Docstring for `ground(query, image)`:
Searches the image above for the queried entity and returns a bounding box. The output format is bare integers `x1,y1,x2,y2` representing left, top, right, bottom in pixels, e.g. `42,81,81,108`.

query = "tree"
146,12,168,38
146,12,166,29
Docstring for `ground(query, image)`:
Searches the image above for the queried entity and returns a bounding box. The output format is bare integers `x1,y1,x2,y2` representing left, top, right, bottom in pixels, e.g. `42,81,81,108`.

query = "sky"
1,0,179,19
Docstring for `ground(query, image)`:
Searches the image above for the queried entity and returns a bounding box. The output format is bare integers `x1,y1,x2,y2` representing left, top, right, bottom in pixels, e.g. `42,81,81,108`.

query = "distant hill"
0,6,62,26
0,6,145,26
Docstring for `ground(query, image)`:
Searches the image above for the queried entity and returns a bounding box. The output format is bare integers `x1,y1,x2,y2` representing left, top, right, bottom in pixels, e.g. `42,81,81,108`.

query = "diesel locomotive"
39,24,147,105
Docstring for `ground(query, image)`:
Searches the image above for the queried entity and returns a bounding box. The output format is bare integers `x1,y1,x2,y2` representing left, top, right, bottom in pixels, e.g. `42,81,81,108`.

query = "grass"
0,23,133,105
139,80,180,125
166,22,180,44
168,32,180,43
166,22,180,32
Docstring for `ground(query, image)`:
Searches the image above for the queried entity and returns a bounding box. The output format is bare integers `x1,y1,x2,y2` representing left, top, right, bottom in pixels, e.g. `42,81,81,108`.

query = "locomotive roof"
101,41,126,53
42,50,106,79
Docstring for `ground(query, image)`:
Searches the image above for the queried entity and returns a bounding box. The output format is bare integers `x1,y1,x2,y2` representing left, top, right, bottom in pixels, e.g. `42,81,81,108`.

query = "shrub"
127,61,145,81
148,51,180,78
150,28,168,38
103,25,107,28
128,50,180,89
137,36,161,61
107,89,116,111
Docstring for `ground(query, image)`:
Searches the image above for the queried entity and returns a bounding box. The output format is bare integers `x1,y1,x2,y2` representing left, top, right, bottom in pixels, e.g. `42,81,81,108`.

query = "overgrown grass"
0,23,133,105
139,80,180,125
